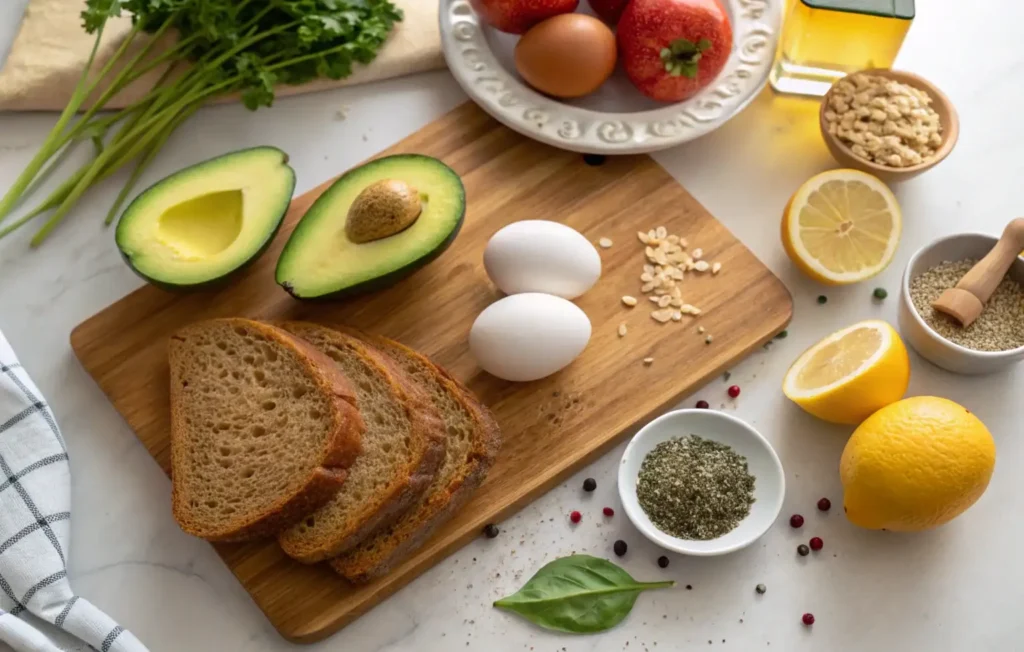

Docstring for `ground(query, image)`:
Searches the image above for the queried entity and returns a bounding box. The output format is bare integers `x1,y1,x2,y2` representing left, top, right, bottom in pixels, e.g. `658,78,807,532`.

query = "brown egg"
514,14,617,99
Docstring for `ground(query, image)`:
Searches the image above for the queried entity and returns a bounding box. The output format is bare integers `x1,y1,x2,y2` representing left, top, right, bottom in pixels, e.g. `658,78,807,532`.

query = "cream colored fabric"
0,0,443,111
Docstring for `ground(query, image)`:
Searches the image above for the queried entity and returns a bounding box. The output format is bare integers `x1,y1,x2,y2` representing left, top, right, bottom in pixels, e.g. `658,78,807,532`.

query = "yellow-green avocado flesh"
115,147,295,289
275,154,465,300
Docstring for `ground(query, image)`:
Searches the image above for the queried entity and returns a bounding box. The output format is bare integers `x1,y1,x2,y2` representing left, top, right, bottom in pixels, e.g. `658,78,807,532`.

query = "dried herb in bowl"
637,435,755,540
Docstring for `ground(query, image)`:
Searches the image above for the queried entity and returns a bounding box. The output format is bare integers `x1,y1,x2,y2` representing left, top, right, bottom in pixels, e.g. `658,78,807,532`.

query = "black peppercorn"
483,523,499,538
613,540,628,556
755,583,766,595
657,556,669,568
797,544,810,556
817,295,828,305
582,478,597,492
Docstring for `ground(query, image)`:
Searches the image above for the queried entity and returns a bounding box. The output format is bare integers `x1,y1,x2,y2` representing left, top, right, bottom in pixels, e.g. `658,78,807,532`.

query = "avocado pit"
345,179,422,244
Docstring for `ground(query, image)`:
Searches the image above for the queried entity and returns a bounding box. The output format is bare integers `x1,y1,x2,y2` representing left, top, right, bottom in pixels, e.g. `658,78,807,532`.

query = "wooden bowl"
819,69,959,182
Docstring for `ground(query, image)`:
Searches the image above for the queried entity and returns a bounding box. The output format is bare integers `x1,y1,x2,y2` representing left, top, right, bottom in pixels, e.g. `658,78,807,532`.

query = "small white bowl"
618,409,785,556
899,233,1024,375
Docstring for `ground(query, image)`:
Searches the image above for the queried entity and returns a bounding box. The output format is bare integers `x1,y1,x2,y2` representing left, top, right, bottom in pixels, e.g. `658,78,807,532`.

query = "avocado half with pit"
115,146,295,290
275,154,465,300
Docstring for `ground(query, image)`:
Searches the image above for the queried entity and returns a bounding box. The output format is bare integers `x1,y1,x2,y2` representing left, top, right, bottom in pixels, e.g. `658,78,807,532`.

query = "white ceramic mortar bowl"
618,409,784,556
899,233,1024,375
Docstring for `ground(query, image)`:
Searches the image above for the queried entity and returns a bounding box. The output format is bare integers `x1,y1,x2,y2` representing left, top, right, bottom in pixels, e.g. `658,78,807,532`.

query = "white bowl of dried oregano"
900,232,1024,374
618,409,785,556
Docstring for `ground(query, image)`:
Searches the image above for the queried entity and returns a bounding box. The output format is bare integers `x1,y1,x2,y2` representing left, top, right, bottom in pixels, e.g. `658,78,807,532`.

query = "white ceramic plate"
618,409,785,556
439,0,782,154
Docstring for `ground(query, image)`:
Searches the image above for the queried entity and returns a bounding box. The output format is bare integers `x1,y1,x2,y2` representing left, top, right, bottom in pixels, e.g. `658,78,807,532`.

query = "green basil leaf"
494,555,673,634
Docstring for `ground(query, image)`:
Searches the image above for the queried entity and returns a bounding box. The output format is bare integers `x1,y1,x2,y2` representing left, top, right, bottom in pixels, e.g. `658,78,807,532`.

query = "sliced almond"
649,296,661,304
667,234,680,245
643,357,655,365
645,246,657,261
641,281,656,293
681,304,701,315
657,295,672,308
598,237,613,248
694,260,710,272
680,238,689,248
670,297,683,308
712,262,722,275
654,250,669,266
655,226,667,240
653,286,670,296
671,311,683,321
621,295,638,307
669,267,684,280
647,229,658,241
651,308,674,323
643,264,655,274
692,247,704,260
671,286,683,299
637,231,650,244
640,272,654,283
618,323,628,337
697,326,706,334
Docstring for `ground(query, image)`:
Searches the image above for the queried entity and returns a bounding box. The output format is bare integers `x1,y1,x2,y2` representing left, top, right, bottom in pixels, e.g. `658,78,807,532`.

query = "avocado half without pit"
114,146,295,290
275,154,465,300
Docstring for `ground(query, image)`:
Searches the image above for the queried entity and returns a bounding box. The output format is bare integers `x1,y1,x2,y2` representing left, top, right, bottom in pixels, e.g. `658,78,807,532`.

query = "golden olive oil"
770,0,914,96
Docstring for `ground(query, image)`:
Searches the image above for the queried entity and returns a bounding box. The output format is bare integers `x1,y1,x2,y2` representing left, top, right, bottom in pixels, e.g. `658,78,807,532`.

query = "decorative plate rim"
439,0,782,154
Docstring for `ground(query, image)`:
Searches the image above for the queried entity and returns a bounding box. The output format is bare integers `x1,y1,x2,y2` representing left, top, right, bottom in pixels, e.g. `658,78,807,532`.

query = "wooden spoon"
931,218,1024,327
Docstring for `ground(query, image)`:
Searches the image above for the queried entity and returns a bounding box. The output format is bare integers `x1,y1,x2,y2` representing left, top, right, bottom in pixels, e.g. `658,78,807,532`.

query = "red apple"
588,0,630,23
617,0,733,102
470,0,580,34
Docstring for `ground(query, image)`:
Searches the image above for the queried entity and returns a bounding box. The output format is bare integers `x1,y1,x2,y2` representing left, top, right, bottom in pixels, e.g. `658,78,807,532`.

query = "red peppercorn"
695,400,710,409
727,385,741,398
603,507,615,517
802,613,815,626
570,510,581,524
790,514,804,528
817,497,831,511
809,536,823,551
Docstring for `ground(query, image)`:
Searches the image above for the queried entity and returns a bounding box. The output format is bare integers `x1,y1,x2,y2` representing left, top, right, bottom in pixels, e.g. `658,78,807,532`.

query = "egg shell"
514,13,617,98
470,293,592,382
484,220,602,299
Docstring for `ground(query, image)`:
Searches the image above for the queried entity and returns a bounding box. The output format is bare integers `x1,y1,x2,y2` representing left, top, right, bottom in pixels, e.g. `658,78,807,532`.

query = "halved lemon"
781,169,902,285
782,320,910,425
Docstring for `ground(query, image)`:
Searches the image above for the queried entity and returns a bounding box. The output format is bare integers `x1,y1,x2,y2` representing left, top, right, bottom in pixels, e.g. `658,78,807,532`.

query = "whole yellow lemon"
840,396,995,531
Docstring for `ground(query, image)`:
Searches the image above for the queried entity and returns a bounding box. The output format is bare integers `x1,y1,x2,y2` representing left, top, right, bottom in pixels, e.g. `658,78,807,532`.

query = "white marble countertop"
1,1,1023,650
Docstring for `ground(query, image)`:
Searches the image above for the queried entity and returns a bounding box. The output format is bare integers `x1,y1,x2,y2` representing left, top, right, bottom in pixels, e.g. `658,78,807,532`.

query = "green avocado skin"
115,146,296,292
276,154,466,301
278,209,464,301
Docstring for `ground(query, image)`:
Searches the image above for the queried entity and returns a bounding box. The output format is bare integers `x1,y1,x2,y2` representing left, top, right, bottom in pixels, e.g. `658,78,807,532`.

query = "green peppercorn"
775,330,788,339
873,287,888,300
817,295,827,305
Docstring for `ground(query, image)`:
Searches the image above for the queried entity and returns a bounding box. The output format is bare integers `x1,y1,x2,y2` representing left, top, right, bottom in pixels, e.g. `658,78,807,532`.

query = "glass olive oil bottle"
770,0,914,96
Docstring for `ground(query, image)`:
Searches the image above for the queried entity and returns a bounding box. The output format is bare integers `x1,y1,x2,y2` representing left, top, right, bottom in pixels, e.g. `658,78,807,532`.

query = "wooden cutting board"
70,101,792,644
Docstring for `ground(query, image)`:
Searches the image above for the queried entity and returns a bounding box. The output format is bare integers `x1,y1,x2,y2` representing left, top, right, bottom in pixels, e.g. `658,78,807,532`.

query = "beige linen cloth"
0,0,444,111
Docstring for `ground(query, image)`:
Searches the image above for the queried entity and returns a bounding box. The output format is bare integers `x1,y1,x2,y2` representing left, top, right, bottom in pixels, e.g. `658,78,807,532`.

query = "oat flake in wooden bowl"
819,69,959,182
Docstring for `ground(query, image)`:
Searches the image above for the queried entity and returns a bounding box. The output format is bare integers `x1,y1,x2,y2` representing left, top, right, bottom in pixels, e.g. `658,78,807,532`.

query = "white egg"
469,293,591,382
484,220,601,299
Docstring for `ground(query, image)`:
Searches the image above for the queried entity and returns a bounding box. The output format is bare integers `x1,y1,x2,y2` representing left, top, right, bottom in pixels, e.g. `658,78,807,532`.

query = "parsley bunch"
0,0,402,245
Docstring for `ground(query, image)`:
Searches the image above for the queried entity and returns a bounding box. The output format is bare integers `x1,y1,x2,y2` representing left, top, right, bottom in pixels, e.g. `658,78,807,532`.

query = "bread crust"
330,334,501,581
168,319,364,542
276,322,446,563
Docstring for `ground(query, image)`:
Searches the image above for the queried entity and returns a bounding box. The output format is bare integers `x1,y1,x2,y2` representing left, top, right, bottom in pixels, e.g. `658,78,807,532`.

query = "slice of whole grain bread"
330,333,501,582
168,318,363,542
276,322,446,563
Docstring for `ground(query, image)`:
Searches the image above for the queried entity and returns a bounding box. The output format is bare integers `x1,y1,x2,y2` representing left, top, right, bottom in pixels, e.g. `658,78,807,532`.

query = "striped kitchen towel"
0,330,147,652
